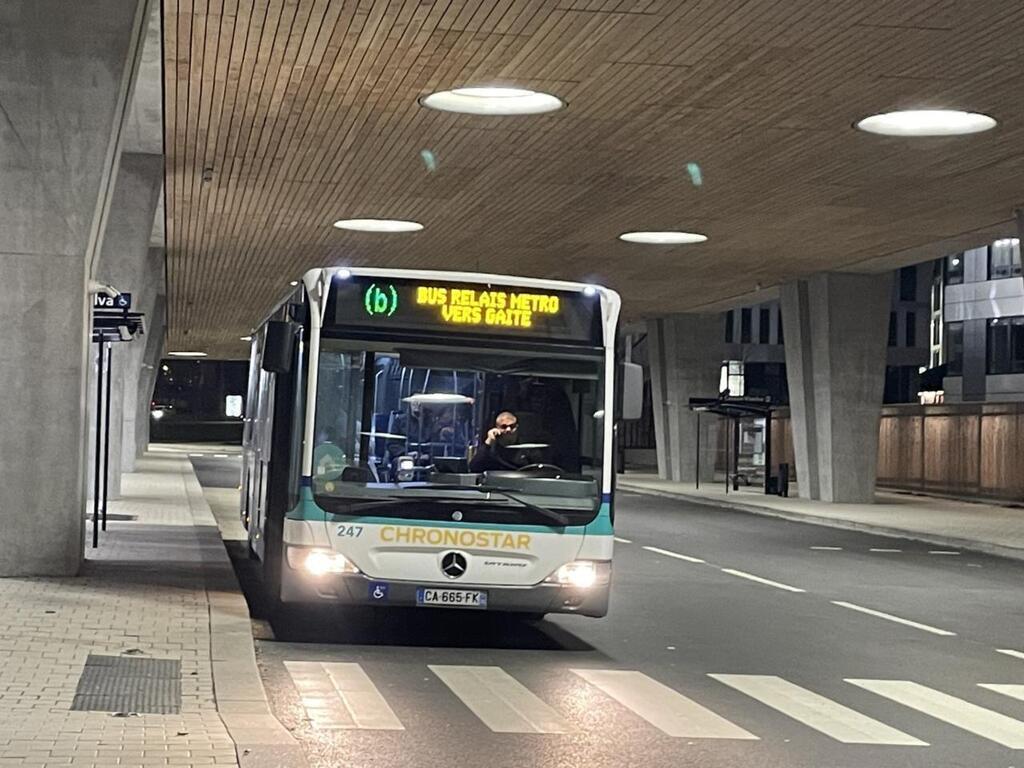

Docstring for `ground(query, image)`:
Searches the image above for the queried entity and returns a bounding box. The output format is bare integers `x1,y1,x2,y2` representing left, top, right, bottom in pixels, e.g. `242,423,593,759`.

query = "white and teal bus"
241,267,640,619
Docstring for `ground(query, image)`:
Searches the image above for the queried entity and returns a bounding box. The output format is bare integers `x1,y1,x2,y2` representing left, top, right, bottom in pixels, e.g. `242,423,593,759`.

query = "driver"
469,411,534,472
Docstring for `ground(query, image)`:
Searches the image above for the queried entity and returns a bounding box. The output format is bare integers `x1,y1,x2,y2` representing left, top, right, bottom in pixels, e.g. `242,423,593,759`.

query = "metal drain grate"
71,654,181,714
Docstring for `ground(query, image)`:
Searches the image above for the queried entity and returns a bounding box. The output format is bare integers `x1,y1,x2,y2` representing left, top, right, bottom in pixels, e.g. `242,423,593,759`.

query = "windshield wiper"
326,486,571,527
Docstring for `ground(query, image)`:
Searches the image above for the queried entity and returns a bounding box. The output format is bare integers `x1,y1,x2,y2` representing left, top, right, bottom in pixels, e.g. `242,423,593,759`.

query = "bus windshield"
311,337,605,526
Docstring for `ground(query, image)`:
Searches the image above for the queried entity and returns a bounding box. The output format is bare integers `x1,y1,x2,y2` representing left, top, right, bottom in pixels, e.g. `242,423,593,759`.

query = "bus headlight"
287,547,359,576
545,560,609,588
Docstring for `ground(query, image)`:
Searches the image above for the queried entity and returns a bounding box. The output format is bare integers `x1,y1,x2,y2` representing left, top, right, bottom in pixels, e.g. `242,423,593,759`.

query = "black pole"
764,411,773,495
724,416,729,495
92,341,103,548
732,417,741,491
102,343,113,531
695,411,701,489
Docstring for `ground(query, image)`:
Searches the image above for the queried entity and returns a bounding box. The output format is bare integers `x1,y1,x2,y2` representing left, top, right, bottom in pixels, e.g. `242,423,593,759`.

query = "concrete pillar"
780,273,891,503
125,290,166,467
648,314,724,483
90,154,162,494
0,0,148,576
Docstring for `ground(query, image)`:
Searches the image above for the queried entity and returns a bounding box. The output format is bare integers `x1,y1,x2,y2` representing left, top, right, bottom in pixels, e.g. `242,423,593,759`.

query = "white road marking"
614,537,633,544
997,649,1024,661
573,669,757,740
869,548,902,553
214,453,229,458
719,568,805,593
928,550,961,555
188,453,205,457
980,684,1024,703
642,546,706,564
810,546,843,551
710,675,926,745
285,661,404,730
830,601,956,636
848,679,1024,748
430,665,573,734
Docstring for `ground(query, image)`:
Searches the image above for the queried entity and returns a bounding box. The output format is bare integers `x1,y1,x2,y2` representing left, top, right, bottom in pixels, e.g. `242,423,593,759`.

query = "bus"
241,267,641,619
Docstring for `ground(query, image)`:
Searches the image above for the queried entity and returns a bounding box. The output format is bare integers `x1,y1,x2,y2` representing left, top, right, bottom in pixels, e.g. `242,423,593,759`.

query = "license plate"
416,588,488,609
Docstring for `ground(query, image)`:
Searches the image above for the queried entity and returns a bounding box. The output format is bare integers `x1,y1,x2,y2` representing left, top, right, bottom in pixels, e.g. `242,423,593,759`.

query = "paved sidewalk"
619,473,1024,560
0,450,299,768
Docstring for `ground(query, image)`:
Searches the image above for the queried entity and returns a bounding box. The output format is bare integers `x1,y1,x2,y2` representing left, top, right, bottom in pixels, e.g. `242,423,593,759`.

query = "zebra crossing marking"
710,674,926,745
848,679,1024,749
572,669,758,740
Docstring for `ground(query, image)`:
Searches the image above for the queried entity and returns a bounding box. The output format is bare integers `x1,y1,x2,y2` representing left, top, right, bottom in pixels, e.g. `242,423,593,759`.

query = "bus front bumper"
280,567,610,618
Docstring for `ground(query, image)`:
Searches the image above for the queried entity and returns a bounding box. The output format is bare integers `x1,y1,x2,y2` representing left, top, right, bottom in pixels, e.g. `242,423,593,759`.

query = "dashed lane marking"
642,546,706,564
996,650,1024,662
614,537,633,544
810,546,843,551
831,601,956,637
720,568,805,593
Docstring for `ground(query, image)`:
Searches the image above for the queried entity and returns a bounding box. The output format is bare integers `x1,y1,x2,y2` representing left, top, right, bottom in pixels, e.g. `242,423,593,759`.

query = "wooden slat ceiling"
163,0,1024,357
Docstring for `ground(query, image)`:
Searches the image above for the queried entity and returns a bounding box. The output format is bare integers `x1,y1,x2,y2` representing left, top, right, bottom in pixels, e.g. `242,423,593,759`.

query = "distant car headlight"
545,560,609,588
286,547,359,576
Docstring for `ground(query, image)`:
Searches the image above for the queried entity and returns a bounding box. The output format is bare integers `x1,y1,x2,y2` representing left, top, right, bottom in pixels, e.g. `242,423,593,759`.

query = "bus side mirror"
262,321,297,374
620,362,643,420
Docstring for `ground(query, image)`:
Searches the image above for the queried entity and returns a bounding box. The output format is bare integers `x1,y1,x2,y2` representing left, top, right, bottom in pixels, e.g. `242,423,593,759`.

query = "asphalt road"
193,456,1024,768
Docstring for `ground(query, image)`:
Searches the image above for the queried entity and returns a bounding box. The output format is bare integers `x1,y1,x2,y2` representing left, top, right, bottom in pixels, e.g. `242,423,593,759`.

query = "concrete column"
125,290,166,467
648,314,724,483
90,154,162,495
780,273,891,503
0,0,148,576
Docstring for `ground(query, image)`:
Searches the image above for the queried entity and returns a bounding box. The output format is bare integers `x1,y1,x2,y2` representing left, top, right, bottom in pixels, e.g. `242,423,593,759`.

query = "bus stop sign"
93,292,132,310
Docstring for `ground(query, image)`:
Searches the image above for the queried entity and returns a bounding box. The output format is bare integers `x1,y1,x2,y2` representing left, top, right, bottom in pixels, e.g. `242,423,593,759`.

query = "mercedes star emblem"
440,551,468,579
451,510,463,522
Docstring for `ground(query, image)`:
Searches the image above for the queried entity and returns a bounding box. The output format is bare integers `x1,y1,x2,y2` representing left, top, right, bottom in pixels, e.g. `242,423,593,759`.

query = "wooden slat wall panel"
163,0,1024,356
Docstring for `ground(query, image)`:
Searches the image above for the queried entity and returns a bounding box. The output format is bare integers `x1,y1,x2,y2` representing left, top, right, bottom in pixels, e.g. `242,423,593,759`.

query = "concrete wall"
0,0,148,576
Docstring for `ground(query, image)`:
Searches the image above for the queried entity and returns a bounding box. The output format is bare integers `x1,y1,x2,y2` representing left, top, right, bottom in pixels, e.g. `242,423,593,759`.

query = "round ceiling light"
333,218,423,233
619,231,708,245
855,109,996,137
168,351,207,358
420,87,565,116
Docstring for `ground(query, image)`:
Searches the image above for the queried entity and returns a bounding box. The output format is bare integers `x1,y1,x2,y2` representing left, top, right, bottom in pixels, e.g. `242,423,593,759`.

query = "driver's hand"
485,427,502,446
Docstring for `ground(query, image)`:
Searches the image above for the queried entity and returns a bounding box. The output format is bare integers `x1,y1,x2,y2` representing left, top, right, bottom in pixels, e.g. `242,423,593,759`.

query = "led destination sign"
415,285,559,329
330,277,600,344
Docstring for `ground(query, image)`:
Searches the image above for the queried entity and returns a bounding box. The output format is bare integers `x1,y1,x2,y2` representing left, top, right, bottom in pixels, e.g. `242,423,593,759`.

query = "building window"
777,309,784,345
988,238,1022,280
945,253,964,286
987,316,1024,374
899,266,917,301
759,308,770,344
945,321,964,375
740,308,752,343
725,310,734,343
905,311,916,347
720,360,745,396
888,312,898,347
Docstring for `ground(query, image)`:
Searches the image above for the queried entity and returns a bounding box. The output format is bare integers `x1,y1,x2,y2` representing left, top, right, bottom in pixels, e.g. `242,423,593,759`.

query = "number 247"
336,525,364,538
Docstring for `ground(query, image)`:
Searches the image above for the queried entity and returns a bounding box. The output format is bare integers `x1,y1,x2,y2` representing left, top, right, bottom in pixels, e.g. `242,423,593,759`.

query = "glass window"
945,253,964,286
740,308,752,343
989,238,1022,280
724,310,734,343
945,321,964,374
888,312,898,347
987,317,1024,375
777,309,784,345
759,308,770,344
899,266,917,301
312,338,605,526
905,311,916,348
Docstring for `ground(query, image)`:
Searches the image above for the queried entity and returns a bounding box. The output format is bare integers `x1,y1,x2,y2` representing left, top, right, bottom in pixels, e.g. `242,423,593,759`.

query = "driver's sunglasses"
497,423,518,432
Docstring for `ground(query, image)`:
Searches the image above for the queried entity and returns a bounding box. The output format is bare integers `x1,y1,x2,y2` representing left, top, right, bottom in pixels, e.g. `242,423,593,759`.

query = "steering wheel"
517,463,566,477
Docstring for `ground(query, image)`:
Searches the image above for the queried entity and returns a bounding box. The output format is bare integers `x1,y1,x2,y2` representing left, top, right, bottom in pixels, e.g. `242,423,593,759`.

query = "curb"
619,482,1024,564
181,459,309,768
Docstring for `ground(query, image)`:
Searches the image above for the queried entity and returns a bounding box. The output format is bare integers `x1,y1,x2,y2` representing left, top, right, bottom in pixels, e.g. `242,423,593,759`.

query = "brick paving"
0,454,241,767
